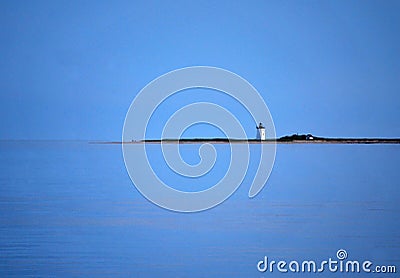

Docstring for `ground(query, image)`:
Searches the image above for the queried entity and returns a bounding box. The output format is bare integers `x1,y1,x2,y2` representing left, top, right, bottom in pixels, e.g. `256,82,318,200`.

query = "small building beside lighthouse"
256,122,266,140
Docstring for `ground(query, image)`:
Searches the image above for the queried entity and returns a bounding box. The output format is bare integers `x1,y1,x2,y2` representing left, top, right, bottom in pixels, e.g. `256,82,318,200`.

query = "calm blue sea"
0,141,399,277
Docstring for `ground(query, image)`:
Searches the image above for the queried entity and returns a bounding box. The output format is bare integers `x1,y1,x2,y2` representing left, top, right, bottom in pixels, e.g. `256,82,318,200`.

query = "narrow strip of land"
93,137,400,145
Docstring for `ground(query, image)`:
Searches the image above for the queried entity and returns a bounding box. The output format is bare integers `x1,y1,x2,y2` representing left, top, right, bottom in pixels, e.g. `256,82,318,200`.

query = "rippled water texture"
0,141,399,277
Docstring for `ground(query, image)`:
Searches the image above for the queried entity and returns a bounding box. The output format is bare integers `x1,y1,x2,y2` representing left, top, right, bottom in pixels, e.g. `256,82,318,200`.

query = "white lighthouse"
256,122,266,140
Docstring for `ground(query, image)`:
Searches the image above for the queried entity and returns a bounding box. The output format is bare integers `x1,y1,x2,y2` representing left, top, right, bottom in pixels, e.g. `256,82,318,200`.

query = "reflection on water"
0,141,399,276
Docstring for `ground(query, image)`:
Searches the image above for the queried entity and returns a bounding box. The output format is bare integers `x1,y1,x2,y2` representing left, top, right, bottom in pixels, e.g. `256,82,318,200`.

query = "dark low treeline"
277,134,320,142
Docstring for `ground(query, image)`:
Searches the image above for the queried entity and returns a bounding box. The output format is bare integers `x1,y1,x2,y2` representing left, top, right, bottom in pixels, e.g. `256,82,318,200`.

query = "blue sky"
1,0,399,140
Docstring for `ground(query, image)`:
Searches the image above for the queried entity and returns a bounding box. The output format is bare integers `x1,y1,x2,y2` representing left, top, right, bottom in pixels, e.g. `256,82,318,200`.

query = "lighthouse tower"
256,122,266,140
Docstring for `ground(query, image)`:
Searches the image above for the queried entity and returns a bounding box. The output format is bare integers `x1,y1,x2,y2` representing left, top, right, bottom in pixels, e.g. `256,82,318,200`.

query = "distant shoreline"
92,136,400,145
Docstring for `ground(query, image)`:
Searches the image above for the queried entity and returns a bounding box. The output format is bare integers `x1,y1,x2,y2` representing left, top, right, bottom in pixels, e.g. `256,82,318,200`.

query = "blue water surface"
0,141,399,277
